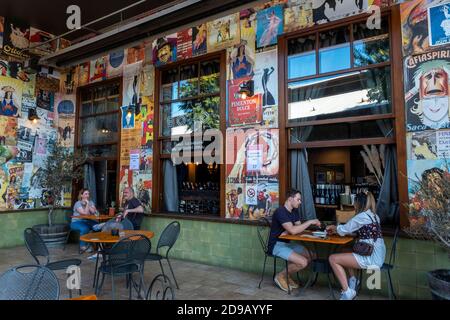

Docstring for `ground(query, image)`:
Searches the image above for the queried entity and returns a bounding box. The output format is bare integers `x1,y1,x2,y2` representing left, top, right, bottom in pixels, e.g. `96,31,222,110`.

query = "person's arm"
88,201,97,214
281,219,321,236
75,201,90,216
332,213,368,236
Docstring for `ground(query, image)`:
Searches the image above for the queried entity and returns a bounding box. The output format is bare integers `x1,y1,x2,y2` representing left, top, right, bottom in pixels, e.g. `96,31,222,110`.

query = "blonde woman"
71,189,98,252
326,191,386,300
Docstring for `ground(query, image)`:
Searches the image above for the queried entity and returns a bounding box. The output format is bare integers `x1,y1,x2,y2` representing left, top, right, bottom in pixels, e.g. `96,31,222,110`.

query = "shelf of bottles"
179,182,220,216
312,183,380,207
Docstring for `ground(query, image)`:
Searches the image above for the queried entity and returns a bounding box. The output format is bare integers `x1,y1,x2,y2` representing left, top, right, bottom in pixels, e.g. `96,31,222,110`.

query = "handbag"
352,213,378,256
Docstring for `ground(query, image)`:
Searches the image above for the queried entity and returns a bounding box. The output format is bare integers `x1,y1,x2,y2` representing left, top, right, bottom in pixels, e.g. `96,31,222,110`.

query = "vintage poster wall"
228,41,255,80
107,49,126,78
428,2,450,47
122,61,142,108
126,44,145,65
78,62,90,86
312,0,371,24
227,76,262,126
89,56,107,83
2,17,30,59
256,5,283,49
207,13,240,52
0,75,23,117
404,48,450,132
407,131,438,159
0,17,4,49
132,171,152,212
55,93,76,147
152,34,177,67
240,9,256,52
177,29,193,60
192,24,207,56
29,27,56,56
284,0,314,32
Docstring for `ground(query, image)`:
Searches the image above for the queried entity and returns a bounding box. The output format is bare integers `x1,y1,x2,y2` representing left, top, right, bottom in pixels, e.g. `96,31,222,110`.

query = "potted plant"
32,141,85,246
404,162,450,300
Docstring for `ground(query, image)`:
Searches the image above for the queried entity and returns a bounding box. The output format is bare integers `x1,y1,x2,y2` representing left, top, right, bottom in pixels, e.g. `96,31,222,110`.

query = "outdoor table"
279,231,354,299
80,230,155,290
70,215,112,222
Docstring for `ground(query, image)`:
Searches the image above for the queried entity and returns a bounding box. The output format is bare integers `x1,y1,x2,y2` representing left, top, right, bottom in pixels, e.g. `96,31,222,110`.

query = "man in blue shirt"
268,189,321,292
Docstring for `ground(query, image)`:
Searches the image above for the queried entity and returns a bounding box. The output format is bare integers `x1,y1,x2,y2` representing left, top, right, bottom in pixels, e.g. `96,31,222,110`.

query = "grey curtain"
83,163,97,206
290,149,316,220
163,159,179,212
376,145,399,225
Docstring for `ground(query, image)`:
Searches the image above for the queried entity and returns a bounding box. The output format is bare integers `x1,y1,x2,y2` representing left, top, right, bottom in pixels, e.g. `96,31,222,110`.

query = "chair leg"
386,270,396,300
166,258,179,289
285,260,290,295
96,273,105,296
258,255,268,289
272,257,277,279
129,274,133,300
92,252,100,288
158,260,166,277
111,274,115,300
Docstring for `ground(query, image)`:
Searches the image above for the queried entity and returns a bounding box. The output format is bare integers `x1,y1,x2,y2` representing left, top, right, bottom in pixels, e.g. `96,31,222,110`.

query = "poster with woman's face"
0,75,22,118
404,48,450,132
256,5,284,49
229,41,255,80
240,9,256,52
207,13,240,52
192,24,207,56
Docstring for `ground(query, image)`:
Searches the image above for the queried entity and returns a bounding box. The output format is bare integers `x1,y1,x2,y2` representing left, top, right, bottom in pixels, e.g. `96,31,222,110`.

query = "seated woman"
71,189,98,253
326,191,386,300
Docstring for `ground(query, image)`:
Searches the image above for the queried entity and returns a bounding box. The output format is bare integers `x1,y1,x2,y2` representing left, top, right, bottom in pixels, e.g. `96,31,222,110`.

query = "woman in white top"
326,191,386,300
71,189,98,252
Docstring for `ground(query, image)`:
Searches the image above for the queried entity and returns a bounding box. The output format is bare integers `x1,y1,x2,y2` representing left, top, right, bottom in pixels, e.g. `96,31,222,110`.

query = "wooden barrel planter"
428,269,450,300
32,223,70,247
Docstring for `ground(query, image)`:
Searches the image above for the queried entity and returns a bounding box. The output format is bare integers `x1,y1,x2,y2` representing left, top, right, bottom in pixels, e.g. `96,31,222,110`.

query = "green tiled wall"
0,209,69,248
143,216,450,300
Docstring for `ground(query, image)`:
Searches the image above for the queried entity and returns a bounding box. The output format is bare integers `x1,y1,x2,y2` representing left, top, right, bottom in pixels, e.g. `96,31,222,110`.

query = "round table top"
80,230,155,244
70,215,112,221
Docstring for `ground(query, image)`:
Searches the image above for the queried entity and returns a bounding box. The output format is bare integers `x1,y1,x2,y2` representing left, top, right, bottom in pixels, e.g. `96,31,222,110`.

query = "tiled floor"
0,244,385,300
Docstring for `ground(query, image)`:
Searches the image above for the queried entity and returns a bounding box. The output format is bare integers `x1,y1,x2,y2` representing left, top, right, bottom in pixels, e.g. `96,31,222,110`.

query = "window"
286,16,392,129
156,55,224,216
77,81,121,211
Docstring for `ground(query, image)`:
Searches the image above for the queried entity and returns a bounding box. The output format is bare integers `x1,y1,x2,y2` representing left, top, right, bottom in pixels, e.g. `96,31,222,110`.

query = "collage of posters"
207,13,240,52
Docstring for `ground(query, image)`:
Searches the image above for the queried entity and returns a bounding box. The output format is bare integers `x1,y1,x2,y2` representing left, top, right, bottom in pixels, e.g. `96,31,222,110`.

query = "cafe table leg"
92,243,104,289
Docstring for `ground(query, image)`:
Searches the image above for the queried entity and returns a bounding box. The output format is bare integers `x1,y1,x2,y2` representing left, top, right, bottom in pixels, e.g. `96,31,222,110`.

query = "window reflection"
288,67,391,123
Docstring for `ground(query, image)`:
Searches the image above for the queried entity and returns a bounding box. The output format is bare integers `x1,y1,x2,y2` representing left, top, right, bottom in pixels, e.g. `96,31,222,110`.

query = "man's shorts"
272,241,306,261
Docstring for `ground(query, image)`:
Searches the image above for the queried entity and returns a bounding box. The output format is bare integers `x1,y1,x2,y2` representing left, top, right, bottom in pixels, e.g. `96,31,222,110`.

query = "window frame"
152,51,227,217
284,12,395,134
74,78,122,208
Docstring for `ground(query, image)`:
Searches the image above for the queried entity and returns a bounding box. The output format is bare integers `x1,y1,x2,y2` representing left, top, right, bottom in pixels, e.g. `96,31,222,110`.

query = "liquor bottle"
330,185,336,205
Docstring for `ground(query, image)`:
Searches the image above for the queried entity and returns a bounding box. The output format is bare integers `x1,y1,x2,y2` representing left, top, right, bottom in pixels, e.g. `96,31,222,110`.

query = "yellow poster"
120,122,142,166
0,75,23,118
207,13,240,52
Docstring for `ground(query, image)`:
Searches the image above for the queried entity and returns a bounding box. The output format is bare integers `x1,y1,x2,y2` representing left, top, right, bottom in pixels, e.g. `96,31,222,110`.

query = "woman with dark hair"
71,189,98,253
326,191,386,300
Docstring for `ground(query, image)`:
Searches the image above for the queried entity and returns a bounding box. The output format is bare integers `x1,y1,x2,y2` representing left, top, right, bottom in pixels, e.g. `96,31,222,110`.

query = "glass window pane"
319,27,350,74
319,43,351,73
93,98,107,114
81,101,93,117
179,64,198,99
80,113,118,145
288,52,316,79
199,60,220,95
290,119,394,143
353,36,390,67
353,17,389,41
288,35,316,79
288,67,392,123
81,145,117,158
161,68,179,101
160,104,172,137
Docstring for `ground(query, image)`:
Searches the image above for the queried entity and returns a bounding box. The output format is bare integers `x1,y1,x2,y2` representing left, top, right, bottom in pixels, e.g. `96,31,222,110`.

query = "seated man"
268,189,321,292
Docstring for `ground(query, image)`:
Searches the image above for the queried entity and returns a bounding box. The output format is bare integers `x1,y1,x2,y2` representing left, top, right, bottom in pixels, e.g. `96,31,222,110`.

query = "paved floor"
0,244,384,300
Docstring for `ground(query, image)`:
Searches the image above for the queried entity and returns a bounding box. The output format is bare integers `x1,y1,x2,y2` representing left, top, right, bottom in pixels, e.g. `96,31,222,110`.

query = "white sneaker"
339,288,356,300
349,276,360,291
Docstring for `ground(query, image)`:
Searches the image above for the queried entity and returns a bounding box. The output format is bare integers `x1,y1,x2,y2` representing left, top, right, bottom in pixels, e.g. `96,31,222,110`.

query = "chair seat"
46,259,82,271
381,263,393,271
99,264,139,275
145,253,163,261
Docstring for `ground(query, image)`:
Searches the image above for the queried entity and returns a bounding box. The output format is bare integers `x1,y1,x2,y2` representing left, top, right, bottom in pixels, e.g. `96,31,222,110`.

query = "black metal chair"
145,274,176,300
95,234,151,300
357,226,399,299
0,264,60,300
24,228,82,297
144,221,181,289
257,217,291,294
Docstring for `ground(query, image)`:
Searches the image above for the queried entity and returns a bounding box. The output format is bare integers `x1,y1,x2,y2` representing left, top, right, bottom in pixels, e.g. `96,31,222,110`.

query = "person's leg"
70,221,91,248
328,253,361,291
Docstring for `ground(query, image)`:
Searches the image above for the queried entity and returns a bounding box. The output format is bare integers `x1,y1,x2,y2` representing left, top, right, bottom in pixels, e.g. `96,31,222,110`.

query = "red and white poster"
177,29,193,60
228,77,262,126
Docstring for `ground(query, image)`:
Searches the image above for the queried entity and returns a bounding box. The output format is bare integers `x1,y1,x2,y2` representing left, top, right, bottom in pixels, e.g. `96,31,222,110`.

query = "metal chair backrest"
121,218,134,230
145,274,176,300
156,221,180,253
24,228,50,265
388,226,400,267
106,234,151,268
257,217,271,255
0,264,60,300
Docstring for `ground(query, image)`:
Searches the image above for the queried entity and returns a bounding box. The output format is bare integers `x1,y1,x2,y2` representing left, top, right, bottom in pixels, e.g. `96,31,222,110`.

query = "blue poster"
256,5,283,49
121,105,135,129
428,4,450,47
